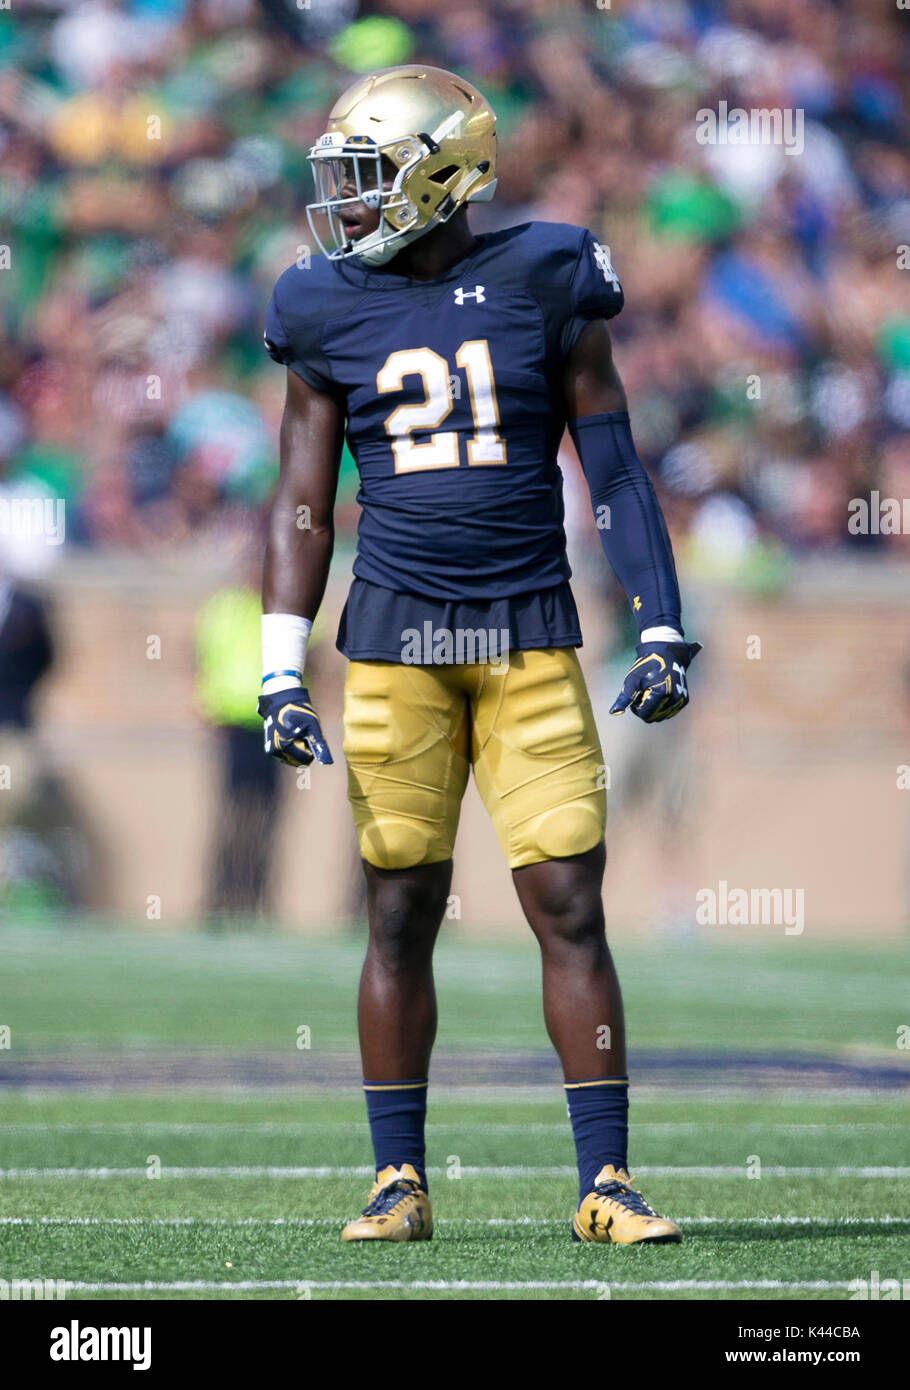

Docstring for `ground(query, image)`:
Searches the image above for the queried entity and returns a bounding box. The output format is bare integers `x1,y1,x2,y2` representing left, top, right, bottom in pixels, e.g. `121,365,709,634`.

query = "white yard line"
0,1215,906,1227
1,1121,903,1134
59,1278,853,1293
1,1164,908,1179
0,1085,903,1105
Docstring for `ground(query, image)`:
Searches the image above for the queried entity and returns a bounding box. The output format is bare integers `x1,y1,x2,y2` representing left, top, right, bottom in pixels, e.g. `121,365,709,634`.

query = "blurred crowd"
1,0,909,586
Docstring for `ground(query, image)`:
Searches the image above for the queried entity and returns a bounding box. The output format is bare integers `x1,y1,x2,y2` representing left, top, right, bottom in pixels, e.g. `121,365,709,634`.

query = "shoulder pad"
569,227,624,322
488,222,623,319
263,257,349,393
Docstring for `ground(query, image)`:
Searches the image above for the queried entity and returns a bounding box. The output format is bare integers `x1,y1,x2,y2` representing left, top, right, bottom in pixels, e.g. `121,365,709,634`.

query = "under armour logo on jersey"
454,285,486,304
592,242,621,294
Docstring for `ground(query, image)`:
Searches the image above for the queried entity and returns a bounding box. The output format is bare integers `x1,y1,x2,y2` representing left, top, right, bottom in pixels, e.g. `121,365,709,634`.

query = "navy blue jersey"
264,223,623,605
336,576,583,663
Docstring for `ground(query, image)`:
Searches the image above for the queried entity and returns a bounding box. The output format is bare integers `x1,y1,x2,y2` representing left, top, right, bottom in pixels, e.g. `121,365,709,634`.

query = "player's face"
331,155,399,241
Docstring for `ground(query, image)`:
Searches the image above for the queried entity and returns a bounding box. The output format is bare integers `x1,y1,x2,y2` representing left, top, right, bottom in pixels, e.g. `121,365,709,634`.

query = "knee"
539,889,606,953
365,864,452,967
526,854,607,954
369,905,429,968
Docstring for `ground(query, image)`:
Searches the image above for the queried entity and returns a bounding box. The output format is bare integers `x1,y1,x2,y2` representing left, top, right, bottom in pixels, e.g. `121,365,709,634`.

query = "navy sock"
363,1078,429,1191
565,1076,629,1203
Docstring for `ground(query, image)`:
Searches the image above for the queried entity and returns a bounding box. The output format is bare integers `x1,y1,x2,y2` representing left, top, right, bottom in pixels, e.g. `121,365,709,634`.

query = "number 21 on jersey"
377,339,506,473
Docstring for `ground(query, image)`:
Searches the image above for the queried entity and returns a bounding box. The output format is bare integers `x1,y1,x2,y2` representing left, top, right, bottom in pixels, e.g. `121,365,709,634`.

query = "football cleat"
341,1164,433,1242
306,65,497,266
572,1165,682,1245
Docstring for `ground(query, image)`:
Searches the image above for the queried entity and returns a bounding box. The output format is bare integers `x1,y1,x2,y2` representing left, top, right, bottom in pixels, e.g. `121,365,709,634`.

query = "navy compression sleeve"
568,410,683,635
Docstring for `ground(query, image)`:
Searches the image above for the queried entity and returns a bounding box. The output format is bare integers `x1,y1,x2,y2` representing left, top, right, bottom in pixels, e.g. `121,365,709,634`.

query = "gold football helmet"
306,65,497,266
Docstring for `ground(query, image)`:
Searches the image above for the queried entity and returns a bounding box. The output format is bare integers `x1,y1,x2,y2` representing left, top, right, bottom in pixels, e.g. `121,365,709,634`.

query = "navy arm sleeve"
569,410,683,635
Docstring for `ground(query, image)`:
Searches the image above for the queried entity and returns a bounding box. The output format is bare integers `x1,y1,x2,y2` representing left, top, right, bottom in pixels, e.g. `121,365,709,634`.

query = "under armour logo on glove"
610,641,702,725
258,686,333,767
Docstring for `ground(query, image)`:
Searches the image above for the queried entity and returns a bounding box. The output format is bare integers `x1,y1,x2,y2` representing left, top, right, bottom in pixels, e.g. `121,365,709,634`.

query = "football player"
259,65,700,1245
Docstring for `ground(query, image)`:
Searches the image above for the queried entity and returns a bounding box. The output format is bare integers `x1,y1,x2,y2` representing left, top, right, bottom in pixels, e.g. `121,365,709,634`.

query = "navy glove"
258,686,333,767
610,641,702,724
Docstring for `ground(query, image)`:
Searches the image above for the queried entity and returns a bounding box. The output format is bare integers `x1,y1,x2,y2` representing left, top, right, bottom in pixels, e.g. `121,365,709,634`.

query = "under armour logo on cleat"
454,285,486,304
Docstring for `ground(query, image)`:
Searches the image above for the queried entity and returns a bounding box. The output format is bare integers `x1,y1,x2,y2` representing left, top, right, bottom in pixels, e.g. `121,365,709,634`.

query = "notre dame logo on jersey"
591,241,622,295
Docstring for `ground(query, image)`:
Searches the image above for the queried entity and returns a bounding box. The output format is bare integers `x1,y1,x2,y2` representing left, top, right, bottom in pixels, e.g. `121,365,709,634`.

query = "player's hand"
258,686,333,767
610,641,702,724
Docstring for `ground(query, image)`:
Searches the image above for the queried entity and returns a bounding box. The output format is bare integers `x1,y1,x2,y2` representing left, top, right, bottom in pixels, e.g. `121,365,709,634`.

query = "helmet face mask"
307,134,426,267
305,66,497,268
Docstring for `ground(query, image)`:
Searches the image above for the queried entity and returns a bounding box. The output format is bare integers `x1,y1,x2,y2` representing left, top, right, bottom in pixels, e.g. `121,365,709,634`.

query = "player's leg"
340,660,469,1241
515,848,680,1243
473,647,680,1243
358,859,452,1080
511,841,625,1078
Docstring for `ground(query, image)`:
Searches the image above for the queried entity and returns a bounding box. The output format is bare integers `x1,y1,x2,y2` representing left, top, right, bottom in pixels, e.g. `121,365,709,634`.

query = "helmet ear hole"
428,163,460,185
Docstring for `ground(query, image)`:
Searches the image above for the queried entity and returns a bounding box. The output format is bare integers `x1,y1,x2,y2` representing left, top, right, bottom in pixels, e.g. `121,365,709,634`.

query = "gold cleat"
341,1163,433,1242
572,1165,682,1245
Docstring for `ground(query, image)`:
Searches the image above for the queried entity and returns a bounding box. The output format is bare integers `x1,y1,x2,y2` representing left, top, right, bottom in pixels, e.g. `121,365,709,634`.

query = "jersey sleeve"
561,229,625,357
263,270,336,395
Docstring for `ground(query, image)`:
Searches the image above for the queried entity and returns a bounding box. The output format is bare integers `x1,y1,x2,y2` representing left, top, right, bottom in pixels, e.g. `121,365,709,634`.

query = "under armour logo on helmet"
454,285,486,304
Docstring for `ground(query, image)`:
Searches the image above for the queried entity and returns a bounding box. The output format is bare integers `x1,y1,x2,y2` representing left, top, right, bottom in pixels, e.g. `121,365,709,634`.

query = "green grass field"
1,926,908,1301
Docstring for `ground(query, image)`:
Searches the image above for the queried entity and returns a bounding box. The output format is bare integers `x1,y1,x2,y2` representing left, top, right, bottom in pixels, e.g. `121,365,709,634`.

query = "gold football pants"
342,648,606,870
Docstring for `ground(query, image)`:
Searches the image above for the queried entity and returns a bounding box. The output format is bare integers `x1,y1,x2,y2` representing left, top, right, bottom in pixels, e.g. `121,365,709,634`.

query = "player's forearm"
262,362,344,619
569,410,683,635
260,504,333,696
262,496,334,619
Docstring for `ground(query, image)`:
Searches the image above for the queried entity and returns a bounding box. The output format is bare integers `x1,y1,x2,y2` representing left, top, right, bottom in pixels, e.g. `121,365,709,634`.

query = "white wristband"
261,612,312,694
640,626,684,643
